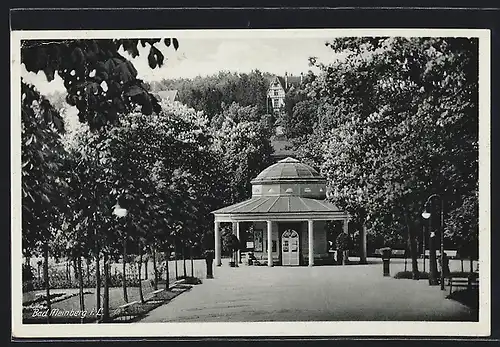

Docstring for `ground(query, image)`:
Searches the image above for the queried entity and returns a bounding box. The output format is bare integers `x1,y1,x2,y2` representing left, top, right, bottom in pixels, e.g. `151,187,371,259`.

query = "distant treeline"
150,70,275,120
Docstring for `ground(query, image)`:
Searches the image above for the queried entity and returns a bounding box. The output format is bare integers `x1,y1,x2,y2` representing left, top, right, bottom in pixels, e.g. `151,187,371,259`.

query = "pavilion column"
231,222,239,267
343,219,349,263
214,221,221,266
267,220,273,267
308,220,314,267
236,222,242,263
360,224,367,264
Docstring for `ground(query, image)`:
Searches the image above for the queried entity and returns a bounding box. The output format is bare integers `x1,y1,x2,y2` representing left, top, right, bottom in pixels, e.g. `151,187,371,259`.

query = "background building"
212,157,368,267
266,72,304,114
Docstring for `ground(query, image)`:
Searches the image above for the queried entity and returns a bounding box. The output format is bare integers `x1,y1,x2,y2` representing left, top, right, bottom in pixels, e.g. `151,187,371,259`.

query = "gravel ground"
139,257,477,322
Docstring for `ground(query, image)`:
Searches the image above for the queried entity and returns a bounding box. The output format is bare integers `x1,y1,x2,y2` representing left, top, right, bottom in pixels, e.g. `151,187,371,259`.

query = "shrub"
447,288,479,310
178,276,202,285
394,271,430,280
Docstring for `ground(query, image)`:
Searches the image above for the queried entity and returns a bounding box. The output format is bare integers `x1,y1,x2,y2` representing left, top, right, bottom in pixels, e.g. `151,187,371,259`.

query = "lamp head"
113,203,128,218
421,211,431,219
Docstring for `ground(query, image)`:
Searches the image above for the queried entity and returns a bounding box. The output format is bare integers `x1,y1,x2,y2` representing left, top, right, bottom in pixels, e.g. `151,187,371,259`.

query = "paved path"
139,258,476,322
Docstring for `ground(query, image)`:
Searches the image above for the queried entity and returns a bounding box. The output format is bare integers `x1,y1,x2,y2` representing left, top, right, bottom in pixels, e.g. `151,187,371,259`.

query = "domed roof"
251,157,324,184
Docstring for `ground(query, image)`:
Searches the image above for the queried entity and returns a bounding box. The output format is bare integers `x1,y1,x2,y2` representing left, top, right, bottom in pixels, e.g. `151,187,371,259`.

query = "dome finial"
278,157,300,163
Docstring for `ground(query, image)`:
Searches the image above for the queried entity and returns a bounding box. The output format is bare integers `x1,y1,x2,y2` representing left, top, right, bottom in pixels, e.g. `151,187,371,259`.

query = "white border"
11,28,491,338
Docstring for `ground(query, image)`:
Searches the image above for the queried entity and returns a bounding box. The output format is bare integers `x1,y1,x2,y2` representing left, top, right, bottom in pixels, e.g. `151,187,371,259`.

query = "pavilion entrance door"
282,229,300,266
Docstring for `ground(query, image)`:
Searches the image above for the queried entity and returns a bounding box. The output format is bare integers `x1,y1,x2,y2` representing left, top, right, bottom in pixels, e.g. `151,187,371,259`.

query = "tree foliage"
302,37,478,265
22,39,179,130
212,104,274,204
21,82,67,256
157,70,272,120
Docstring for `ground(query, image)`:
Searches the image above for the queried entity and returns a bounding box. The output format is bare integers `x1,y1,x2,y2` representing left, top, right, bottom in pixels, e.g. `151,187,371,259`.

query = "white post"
267,220,273,267
360,224,367,264
343,219,349,234
308,220,314,267
236,222,241,263
215,221,221,266
343,219,349,263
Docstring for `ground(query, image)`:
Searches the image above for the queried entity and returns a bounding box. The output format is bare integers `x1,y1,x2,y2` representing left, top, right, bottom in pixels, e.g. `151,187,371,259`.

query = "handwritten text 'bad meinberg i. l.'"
31,307,103,319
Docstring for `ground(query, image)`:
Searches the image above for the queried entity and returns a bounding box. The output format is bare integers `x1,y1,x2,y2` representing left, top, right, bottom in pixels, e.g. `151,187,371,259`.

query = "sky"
21,37,338,96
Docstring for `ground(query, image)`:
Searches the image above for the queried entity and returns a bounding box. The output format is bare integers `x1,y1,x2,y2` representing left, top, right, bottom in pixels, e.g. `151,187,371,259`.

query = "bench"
391,250,406,257
114,280,165,321
424,250,458,258
143,279,165,301
449,276,479,295
115,300,140,320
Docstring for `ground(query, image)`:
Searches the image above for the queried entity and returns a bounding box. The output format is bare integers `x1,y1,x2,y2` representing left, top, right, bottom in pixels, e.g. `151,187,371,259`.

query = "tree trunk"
461,258,464,272
152,247,158,290
102,252,110,322
73,258,78,281
78,256,85,323
190,247,194,278
86,257,91,287
144,256,148,280
183,246,187,278
404,256,408,272
138,245,145,304
174,242,179,279
66,260,70,284
469,255,474,273
43,242,51,323
95,250,101,317
405,214,419,279
164,245,170,290
428,225,439,285
122,237,128,303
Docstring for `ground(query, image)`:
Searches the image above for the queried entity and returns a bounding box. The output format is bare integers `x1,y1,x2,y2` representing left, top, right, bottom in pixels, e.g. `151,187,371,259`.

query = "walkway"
139,258,476,322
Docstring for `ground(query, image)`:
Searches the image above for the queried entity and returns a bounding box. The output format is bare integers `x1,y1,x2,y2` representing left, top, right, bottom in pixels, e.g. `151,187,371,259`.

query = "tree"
212,109,274,204
335,232,351,265
158,70,271,121
221,225,234,257
308,37,478,279
282,99,318,139
21,39,179,130
227,234,241,267
278,70,318,140
21,38,190,322
21,82,68,321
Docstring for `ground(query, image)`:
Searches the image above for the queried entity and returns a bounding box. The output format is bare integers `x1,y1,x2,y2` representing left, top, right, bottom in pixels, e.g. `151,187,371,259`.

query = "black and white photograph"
11,27,490,338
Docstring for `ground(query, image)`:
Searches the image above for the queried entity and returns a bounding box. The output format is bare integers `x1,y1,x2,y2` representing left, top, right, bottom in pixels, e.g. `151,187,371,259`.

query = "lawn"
22,282,194,323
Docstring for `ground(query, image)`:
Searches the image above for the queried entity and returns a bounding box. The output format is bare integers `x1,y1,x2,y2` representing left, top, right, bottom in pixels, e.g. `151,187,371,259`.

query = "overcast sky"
21,37,338,96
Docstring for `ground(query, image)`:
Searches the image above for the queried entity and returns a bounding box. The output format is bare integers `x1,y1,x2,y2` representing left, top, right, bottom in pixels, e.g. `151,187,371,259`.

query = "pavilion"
211,157,368,267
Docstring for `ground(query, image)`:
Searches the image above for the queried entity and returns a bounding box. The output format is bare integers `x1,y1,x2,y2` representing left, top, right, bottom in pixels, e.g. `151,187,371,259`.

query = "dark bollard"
383,259,390,276
381,248,392,277
205,250,214,279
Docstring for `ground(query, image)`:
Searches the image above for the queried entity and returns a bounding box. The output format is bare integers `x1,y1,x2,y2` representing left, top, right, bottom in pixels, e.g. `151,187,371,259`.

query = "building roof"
251,157,324,184
267,74,304,92
156,90,178,102
212,196,343,215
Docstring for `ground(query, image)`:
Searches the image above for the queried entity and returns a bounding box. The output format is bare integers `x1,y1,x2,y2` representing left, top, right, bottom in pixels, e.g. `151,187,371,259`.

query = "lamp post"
422,222,426,273
107,201,127,321
422,194,445,290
